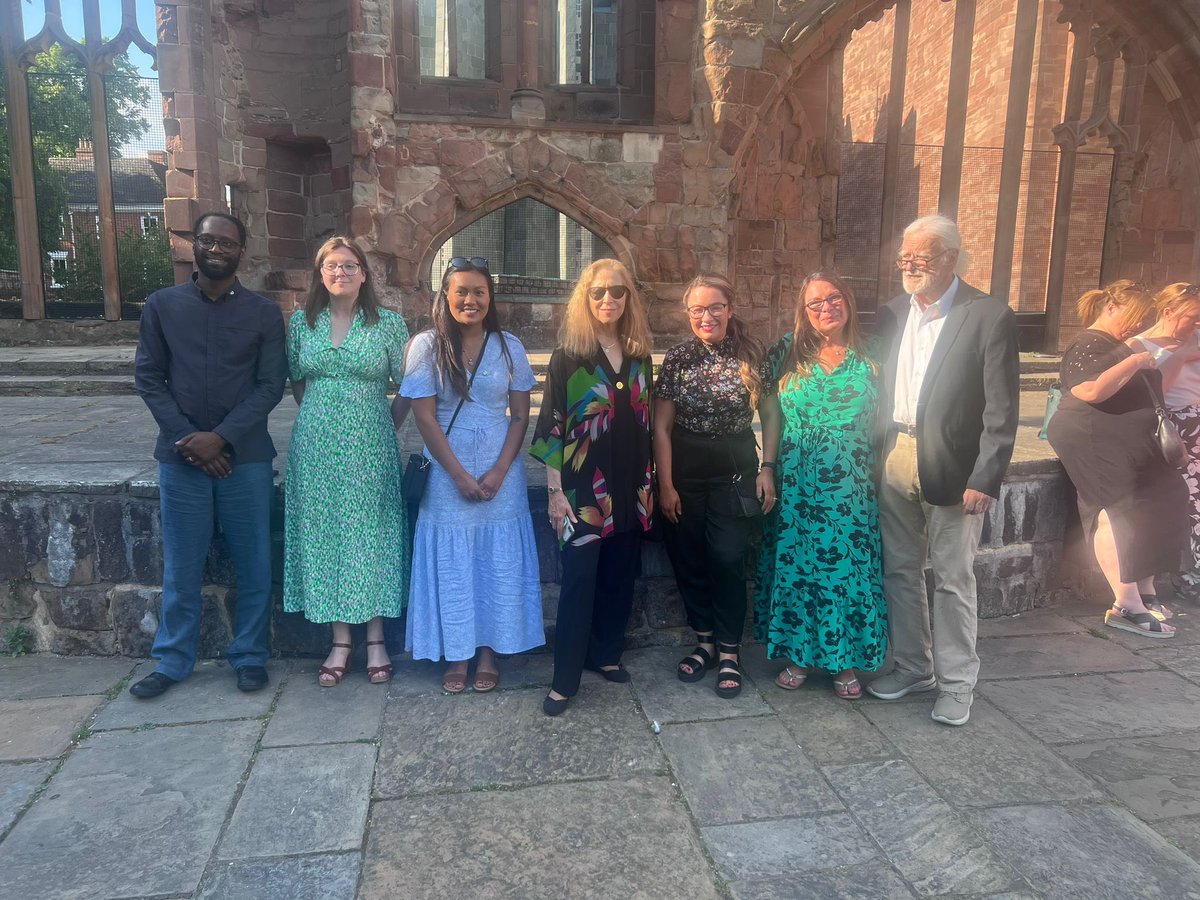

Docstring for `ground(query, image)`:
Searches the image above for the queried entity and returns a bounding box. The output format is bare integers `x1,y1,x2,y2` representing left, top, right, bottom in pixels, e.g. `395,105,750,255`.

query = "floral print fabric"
754,335,887,672
1170,404,1200,586
655,335,776,435
530,349,654,546
283,307,410,623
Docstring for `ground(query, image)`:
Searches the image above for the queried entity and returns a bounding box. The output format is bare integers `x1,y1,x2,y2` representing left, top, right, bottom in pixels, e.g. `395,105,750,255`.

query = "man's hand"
176,431,228,464
198,452,233,479
962,488,994,516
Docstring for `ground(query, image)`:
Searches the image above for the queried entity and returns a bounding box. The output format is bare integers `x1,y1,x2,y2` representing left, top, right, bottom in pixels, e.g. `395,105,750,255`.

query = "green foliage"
2,623,34,656
0,44,152,271
57,224,173,303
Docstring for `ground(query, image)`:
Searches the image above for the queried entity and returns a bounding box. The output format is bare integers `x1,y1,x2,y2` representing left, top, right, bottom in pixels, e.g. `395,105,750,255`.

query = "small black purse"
720,472,763,519
401,333,490,504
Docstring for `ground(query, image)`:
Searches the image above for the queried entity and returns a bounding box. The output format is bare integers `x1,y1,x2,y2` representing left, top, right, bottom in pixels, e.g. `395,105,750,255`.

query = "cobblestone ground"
3,598,1200,899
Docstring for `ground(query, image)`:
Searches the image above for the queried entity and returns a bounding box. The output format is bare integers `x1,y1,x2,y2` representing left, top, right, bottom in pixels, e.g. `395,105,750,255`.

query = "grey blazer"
875,280,1021,506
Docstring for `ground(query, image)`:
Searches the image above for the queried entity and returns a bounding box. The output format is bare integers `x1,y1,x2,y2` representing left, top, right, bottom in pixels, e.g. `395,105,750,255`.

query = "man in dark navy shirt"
129,213,287,698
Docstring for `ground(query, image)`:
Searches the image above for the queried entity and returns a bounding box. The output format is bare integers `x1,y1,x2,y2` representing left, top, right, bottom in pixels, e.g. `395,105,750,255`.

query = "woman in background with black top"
654,274,779,698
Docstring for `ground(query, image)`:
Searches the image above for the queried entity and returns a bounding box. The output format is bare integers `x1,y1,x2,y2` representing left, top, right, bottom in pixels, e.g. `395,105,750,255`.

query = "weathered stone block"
127,502,163,583
0,581,36,619
641,577,686,628
45,626,116,655
91,499,130,583
39,585,112,631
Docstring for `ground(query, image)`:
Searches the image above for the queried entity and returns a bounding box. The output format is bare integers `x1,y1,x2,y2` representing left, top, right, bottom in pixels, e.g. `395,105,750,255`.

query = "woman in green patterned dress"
284,237,410,686
755,272,887,699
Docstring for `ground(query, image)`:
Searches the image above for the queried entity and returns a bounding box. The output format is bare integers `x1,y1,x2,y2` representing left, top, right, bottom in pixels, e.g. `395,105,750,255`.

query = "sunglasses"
448,256,489,271
588,285,630,301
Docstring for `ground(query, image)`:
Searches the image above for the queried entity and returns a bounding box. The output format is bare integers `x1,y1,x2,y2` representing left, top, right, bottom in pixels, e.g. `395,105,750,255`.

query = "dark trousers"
663,482,756,646
551,529,642,697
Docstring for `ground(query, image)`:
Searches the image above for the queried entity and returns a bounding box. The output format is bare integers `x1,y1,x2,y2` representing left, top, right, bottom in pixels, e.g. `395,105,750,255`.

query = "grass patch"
3,623,34,656
70,723,92,744
104,672,135,700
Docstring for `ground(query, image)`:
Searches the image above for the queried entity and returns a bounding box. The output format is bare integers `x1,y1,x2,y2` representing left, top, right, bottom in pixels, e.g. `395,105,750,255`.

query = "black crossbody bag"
401,333,490,503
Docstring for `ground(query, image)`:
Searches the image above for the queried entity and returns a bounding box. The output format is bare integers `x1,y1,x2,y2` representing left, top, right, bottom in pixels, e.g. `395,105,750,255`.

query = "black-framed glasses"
805,294,845,312
895,248,953,271
321,262,361,276
686,302,728,319
195,234,242,253
448,256,489,271
1183,284,1200,295
588,285,629,301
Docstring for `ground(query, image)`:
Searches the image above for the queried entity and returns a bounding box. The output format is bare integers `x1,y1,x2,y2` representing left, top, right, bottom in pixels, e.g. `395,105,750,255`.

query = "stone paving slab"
0,721,259,899
823,759,1022,896
976,608,1087,638
701,813,879,882
728,862,919,900
0,655,135,701
218,743,376,859
970,803,1200,899
262,664,388,747
0,760,54,834
757,684,900,765
93,659,282,730
623,646,772,724
197,854,361,900
861,698,1103,808
0,695,100,761
980,671,1200,744
385,650,556,698
976,632,1154,679
374,684,663,798
360,776,723,900
1080,613,1200,650
1138,644,1200,683
1058,733,1200,821
660,716,842,825
1154,816,1200,862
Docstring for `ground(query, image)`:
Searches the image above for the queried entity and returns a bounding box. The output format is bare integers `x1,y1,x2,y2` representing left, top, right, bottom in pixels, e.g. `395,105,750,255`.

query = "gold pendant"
615,380,625,390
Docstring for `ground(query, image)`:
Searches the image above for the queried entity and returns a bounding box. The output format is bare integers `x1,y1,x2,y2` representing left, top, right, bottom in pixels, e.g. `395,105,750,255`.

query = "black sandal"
715,643,743,699
677,634,715,683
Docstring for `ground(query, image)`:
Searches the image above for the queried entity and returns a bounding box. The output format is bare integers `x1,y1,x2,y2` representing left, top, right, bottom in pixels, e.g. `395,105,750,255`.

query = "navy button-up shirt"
135,274,287,464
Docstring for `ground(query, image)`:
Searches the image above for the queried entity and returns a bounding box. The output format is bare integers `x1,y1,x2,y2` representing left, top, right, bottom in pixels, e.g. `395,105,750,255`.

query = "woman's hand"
453,472,487,502
478,465,508,501
756,468,776,515
659,482,682,524
1130,350,1157,371
548,489,577,540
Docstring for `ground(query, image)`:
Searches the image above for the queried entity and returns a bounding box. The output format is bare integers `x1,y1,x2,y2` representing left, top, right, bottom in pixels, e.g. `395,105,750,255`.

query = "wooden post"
989,0,1040,305
1042,14,1092,352
1,0,46,319
938,0,977,219
83,0,122,320
876,0,912,305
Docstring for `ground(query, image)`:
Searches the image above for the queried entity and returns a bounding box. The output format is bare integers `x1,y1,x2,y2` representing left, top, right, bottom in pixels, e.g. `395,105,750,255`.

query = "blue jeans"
154,461,274,680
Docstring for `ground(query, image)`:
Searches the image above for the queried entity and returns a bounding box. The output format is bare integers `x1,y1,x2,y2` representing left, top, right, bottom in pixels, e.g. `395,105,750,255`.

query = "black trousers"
551,529,642,697
662,427,758,646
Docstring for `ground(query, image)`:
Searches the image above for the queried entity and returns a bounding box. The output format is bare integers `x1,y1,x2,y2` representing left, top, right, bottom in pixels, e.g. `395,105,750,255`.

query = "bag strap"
725,430,759,484
1138,370,1168,417
445,331,490,437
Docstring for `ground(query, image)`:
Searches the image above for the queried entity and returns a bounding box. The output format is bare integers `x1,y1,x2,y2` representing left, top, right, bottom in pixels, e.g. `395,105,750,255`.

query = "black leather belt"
893,421,918,437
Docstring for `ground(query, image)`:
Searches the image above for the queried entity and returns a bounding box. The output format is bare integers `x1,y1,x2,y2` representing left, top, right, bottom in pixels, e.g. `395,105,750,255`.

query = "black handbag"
401,333,490,503
1141,372,1187,470
715,436,762,519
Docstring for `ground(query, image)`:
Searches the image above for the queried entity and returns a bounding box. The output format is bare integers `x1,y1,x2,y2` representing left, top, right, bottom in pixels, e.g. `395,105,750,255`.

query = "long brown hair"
559,259,653,359
780,271,869,389
682,274,765,408
1076,279,1153,335
304,237,381,329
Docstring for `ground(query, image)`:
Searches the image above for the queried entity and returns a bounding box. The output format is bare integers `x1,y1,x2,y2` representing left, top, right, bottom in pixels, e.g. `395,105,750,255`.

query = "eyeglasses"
448,256,489,271
588,285,629,301
686,302,728,319
321,262,361,276
805,294,845,312
895,248,953,271
195,235,241,253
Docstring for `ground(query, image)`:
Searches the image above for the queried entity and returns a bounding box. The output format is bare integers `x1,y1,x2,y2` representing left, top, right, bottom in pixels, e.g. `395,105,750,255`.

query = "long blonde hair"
1154,282,1200,318
1076,279,1153,335
559,259,652,359
682,274,765,408
779,271,869,390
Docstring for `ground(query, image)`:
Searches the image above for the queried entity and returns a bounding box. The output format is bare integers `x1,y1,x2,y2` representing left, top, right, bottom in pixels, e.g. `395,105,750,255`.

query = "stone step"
0,374,138,396
1020,372,1058,392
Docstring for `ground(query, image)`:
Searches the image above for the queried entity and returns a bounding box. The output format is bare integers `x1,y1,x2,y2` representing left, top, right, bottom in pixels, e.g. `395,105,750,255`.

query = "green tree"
58,223,173,304
0,44,151,273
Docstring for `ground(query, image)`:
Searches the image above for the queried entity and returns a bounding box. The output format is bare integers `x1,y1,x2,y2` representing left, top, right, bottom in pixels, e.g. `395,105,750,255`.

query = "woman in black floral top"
531,259,654,716
654,274,780,698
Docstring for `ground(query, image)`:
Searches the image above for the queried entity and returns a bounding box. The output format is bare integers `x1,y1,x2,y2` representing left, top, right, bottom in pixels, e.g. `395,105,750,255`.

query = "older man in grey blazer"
867,215,1020,726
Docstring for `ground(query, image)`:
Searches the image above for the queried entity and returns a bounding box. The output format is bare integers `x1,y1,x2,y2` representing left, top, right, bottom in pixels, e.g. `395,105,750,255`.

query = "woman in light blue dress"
400,256,544,692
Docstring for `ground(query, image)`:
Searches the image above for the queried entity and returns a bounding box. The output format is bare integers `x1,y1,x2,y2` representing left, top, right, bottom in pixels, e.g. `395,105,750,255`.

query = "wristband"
759,461,777,470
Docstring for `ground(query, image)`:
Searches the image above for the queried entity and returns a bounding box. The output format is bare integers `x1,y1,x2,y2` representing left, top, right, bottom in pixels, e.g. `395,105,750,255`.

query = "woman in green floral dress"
284,237,410,687
755,271,887,699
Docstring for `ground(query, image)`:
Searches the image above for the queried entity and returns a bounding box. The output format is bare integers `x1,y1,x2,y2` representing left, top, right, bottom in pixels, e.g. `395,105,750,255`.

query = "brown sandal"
442,664,469,693
473,665,500,693
366,640,393,685
318,642,353,687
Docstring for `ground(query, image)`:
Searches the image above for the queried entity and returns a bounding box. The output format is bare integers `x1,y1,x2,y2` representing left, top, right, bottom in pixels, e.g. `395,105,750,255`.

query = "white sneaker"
931,691,972,726
865,671,937,700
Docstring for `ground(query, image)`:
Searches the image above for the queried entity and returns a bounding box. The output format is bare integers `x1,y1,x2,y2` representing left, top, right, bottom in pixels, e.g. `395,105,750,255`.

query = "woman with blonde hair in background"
531,259,655,716
655,274,779,699
1047,280,1190,637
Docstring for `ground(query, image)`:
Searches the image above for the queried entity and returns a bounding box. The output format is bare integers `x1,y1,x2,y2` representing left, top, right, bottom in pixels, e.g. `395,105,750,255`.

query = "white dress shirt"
892,276,960,427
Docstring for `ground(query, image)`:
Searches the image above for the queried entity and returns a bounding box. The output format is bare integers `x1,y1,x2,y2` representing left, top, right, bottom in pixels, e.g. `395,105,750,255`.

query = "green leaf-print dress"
283,308,410,623
754,337,887,673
